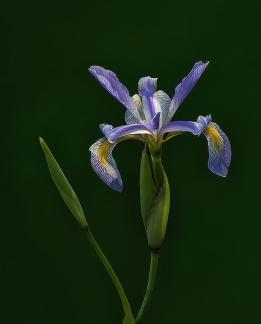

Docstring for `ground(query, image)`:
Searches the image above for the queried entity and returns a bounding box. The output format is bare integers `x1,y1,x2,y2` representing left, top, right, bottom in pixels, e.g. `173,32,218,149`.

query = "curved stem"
84,228,134,322
136,251,159,323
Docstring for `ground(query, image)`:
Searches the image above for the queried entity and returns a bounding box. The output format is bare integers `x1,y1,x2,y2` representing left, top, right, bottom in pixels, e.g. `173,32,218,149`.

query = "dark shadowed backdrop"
1,0,261,323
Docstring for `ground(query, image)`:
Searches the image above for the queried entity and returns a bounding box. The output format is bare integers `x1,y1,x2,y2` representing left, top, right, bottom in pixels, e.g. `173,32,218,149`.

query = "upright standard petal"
107,123,153,143
168,61,209,120
125,94,145,125
203,122,231,177
89,137,123,192
151,112,161,130
138,77,158,121
154,90,171,128
89,66,140,119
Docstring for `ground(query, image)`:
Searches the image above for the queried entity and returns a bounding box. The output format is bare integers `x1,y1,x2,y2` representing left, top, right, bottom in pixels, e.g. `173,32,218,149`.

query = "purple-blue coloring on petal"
168,61,209,120
99,124,114,137
154,90,171,127
203,122,231,177
160,120,203,135
107,124,153,143
125,94,144,125
196,115,212,129
110,178,123,192
151,112,161,130
89,137,123,192
138,77,158,120
89,66,139,119
125,109,138,125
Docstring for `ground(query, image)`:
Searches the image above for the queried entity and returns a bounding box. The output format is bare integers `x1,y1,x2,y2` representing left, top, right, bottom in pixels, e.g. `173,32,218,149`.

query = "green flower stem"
148,143,164,188
83,227,135,323
136,251,159,323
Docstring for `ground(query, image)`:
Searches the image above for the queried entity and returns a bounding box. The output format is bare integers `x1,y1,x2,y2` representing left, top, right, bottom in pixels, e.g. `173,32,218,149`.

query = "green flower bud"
140,143,170,249
39,137,88,229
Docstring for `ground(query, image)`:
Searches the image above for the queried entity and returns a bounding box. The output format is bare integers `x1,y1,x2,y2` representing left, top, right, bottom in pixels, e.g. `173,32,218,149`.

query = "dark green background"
1,0,260,323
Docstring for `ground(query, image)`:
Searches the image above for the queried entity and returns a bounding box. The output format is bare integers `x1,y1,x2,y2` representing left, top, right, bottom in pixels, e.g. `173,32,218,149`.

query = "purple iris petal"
168,61,209,119
154,90,171,127
160,120,203,136
151,112,161,130
125,110,138,125
107,123,153,143
161,115,231,177
99,124,114,137
89,66,139,118
89,137,123,192
196,115,212,129
204,122,231,177
125,94,144,125
138,77,158,120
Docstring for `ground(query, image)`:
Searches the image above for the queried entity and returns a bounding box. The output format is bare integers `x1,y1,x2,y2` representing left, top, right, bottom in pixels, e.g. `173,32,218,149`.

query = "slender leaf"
39,137,88,228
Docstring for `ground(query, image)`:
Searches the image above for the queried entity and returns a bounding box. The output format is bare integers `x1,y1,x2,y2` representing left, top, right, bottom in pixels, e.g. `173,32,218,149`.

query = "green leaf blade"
39,137,88,228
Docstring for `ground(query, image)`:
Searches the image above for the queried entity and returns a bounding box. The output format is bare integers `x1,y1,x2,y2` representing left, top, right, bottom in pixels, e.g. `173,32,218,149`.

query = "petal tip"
110,178,123,192
88,65,97,73
210,166,229,178
88,65,106,76
195,60,209,67
89,65,99,70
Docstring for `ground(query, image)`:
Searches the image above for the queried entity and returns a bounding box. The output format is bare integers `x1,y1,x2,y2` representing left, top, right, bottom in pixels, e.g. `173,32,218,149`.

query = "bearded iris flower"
89,62,231,192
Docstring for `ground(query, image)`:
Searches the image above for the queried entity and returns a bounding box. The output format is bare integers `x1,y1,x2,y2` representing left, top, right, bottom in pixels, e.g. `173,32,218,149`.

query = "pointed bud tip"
39,136,44,145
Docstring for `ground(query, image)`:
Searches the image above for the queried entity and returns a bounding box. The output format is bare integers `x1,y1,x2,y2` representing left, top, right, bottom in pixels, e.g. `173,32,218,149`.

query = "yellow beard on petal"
205,124,223,148
98,135,141,169
99,140,112,167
